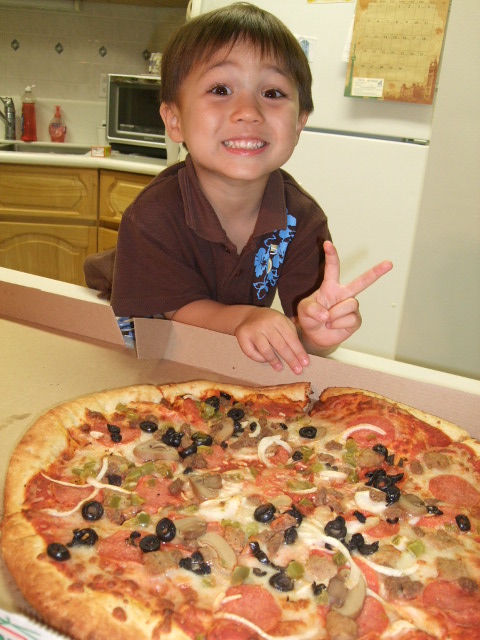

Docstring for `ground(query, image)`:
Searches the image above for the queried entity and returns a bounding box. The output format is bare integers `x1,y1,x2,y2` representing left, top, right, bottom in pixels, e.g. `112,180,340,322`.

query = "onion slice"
340,424,387,440
257,436,292,467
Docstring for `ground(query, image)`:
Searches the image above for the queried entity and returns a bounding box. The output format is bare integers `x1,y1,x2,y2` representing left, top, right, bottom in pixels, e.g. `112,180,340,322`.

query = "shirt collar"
179,155,288,243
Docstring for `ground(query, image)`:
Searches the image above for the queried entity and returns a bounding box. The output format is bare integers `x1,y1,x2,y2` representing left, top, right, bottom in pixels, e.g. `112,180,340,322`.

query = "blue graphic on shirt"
253,213,297,300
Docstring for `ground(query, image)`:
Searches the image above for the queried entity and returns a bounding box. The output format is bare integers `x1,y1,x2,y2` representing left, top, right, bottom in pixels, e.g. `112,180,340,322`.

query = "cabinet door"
98,227,118,252
0,165,98,221
0,222,97,286
99,170,153,226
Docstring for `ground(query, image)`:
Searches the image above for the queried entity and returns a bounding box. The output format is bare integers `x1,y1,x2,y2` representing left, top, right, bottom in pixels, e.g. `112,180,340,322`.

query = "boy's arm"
166,301,311,374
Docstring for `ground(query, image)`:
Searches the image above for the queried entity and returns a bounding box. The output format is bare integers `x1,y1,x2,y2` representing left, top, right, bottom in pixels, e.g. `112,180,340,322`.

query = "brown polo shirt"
110,155,330,318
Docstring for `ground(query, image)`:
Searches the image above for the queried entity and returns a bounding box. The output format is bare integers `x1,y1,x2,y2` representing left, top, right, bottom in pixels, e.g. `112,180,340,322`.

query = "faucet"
0,97,16,140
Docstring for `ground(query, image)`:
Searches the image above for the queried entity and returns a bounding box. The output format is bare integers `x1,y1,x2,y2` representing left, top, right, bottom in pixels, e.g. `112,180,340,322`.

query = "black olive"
179,551,211,575
183,466,193,474
139,534,161,553
278,423,288,431
68,528,98,547
107,424,121,435
385,454,395,466
179,443,198,458
227,407,245,421
384,485,401,504
284,527,298,545
286,505,304,525
358,541,379,556
233,420,244,436
455,514,471,532
386,517,400,524
292,450,303,461
254,503,276,523
299,426,317,439
128,531,141,544
81,500,104,521
249,422,258,431
346,533,365,551
372,444,388,458
140,420,158,433
204,396,220,411
162,427,183,448
107,474,122,486
312,582,326,596
192,432,213,447
427,505,444,516
156,517,176,542
220,391,231,401
107,424,122,443
252,568,267,577
249,541,270,565
47,542,70,562
353,510,366,523
324,515,347,539
269,571,294,592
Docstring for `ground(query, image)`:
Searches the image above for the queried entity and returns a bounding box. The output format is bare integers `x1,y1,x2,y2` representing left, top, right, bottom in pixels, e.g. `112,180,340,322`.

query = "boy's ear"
160,102,184,143
295,111,309,140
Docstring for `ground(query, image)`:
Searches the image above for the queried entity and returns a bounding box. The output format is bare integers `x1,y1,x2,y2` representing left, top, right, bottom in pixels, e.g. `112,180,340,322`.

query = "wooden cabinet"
0,222,97,285
0,165,98,286
98,169,153,247
0,164,154,286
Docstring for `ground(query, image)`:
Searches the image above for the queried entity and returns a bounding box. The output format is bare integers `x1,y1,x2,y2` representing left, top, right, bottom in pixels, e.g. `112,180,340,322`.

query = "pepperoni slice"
344,414,396,448
364,519,400,539
135,475,183,513
423,580,480,628
356,596,389,637
219,585,281,632
429,475,480,508
97,530,143,564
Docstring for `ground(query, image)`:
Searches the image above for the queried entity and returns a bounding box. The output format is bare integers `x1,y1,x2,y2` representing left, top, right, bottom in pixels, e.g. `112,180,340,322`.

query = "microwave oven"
106,74,166,158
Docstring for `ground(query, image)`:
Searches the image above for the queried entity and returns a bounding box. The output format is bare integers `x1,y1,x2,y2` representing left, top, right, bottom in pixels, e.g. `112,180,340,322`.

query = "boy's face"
161,40,308,186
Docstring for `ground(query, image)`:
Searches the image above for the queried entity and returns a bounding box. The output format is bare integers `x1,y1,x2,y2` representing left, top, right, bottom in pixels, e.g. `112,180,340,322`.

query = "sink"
0,142,91,155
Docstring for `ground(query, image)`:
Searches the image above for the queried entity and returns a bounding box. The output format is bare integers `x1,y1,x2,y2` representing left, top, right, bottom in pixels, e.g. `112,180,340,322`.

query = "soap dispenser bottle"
21,85,37,142
49,105,67,143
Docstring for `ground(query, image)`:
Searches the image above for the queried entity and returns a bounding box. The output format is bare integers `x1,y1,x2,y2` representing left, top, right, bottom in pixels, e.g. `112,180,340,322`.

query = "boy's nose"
231,93,264,123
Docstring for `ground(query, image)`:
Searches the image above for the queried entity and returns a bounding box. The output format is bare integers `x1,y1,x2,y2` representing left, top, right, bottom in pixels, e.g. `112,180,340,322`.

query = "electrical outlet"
99,73,108,98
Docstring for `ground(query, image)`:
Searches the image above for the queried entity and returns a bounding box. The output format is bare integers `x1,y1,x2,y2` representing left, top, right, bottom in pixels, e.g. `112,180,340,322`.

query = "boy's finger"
344,260,393,298
321,240,341,284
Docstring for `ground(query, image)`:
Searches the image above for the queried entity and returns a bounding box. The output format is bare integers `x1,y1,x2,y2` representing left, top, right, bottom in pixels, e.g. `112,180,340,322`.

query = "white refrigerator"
189,0,436,361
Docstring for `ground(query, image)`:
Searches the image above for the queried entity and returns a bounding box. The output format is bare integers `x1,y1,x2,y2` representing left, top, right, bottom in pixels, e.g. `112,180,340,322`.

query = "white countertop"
0,140,166,176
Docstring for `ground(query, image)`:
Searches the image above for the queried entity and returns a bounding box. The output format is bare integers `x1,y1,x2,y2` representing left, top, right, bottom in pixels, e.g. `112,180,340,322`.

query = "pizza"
2,380,480,640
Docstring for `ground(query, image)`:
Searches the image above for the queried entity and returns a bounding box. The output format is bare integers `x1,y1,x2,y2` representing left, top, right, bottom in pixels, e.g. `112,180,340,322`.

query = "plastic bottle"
49,105,67,143
21,85,37,142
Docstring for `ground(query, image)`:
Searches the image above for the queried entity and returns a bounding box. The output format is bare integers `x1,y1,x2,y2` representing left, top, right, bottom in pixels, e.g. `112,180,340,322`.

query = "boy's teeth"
223,139,265,150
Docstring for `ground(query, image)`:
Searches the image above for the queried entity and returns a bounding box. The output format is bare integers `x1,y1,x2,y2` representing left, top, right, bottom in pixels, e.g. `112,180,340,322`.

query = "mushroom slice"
133,439,180,462
189,473,222,501
198,532,237,572
332,574,366,619
398,493,428,517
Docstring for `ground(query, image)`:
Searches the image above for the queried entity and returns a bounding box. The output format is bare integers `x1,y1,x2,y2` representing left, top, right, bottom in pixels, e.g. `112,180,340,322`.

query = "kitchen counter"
0,140,166,177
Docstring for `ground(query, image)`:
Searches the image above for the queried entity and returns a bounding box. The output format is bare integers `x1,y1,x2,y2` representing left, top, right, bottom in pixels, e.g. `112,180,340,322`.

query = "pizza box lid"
0,268,479,431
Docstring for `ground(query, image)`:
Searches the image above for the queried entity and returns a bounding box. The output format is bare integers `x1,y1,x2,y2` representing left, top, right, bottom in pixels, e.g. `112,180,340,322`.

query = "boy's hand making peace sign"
297,240,393,350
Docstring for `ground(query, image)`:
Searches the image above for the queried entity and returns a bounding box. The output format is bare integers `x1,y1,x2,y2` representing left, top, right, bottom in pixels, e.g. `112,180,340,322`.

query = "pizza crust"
1,512,188,640
157,379,312,405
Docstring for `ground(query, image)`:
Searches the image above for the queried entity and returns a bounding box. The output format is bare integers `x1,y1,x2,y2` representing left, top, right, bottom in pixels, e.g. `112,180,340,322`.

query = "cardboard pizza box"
0,268,480,629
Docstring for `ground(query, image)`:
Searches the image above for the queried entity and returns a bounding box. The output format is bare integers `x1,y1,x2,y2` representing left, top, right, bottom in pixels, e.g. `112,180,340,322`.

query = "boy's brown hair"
160,2,313,114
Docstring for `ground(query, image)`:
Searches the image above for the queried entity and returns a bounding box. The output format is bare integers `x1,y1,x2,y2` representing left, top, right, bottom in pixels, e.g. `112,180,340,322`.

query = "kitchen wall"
0,1,187,143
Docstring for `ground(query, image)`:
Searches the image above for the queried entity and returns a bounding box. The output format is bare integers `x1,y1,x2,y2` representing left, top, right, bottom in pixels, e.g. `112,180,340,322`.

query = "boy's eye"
263,88,286,99
209,84,231,96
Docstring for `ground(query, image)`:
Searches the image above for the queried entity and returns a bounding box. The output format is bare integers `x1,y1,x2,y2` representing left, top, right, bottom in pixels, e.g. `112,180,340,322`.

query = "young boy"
104,2,392,374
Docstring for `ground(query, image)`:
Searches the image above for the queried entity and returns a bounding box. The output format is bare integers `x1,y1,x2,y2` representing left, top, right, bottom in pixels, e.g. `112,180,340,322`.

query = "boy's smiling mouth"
223,139,266,150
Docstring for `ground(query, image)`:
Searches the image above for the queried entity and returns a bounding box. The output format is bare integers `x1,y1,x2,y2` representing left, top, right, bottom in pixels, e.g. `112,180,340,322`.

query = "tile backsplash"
0,1,187,144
